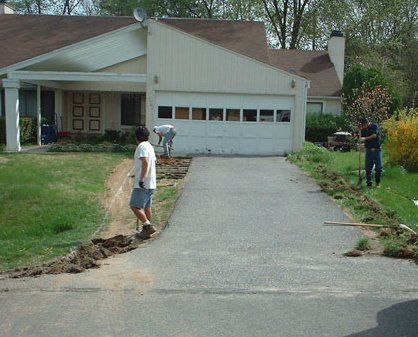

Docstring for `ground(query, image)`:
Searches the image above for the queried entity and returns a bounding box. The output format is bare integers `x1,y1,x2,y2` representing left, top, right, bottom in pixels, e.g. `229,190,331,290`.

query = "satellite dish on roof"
134,8,148,27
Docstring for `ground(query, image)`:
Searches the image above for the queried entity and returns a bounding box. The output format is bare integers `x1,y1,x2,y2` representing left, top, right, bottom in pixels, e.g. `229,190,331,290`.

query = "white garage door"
155,92,294,155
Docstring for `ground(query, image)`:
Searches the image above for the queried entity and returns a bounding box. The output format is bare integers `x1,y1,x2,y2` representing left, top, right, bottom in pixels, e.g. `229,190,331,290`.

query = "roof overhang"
4,70,147,89
0,23,147,75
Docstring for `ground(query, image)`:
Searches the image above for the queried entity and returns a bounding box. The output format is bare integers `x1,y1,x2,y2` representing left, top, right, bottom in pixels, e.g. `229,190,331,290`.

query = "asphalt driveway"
1,157,417,337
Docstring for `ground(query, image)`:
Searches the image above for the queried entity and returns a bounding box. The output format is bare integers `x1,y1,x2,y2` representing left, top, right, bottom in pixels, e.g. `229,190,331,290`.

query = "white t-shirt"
155,125,174,135
134,141,157,189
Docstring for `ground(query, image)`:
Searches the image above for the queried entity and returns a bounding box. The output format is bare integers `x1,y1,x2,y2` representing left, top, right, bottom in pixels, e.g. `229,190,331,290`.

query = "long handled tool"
324,221,383,228
357,131,363,189
324,221,417,234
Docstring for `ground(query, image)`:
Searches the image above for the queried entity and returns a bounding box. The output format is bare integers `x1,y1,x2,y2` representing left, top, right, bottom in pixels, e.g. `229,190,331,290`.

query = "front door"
71,92,101,133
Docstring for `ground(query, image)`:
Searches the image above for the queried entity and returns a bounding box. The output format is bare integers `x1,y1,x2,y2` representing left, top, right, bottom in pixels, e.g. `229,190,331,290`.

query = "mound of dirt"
8,234,140,278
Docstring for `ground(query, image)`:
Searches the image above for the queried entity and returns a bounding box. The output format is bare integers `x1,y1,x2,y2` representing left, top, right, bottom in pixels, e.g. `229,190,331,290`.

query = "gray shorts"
130,188,155,209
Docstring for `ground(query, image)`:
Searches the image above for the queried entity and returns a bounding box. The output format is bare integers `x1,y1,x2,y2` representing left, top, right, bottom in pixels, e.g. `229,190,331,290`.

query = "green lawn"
0,152,127,271
289,144,418,231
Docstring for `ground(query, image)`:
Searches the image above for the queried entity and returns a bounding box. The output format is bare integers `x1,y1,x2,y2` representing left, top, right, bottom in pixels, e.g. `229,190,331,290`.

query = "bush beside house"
382,108,418,172
305,113,348,142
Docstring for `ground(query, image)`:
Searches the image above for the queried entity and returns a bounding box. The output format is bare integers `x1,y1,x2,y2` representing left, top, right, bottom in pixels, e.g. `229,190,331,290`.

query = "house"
0,7,344,154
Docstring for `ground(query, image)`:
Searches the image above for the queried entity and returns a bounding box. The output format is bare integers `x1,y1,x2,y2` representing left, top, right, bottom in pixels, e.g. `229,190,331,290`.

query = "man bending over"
153,124,176,158
130,126,157,240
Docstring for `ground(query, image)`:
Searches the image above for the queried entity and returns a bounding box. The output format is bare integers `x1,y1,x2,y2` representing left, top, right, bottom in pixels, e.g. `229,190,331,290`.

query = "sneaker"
375,183,381,188
137,225,156,240
367,183,373,188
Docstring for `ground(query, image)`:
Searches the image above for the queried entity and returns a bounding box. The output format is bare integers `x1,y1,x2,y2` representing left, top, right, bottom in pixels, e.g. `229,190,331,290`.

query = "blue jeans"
163,129,176,157
365,149,382,186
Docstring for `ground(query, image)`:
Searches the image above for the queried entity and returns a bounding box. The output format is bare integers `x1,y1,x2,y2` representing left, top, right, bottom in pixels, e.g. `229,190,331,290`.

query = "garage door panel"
223,137,241,154
155,92,294,155
206,136,223,153
223,125,240,137
175,135,206,153
275,127,292,139
188,123,206,136
241,124,259,137
206,123,224,137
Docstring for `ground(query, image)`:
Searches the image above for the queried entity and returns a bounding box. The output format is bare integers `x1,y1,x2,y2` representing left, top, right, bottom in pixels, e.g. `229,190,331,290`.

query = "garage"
155,91,294,155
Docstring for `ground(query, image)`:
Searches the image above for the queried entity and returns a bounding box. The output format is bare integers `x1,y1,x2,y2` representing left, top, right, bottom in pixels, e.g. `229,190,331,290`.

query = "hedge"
305,113,348,143
0,117,38,145
48,143,137,153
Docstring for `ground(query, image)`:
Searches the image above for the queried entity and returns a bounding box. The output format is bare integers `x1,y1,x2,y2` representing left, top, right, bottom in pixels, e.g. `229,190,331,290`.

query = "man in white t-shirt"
153,125,176,158
129,126,157,240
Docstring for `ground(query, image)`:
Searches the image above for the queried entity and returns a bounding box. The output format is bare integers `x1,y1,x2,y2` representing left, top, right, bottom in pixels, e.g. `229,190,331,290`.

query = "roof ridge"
158,17,264,24
1,13,134,19
269,48,328,53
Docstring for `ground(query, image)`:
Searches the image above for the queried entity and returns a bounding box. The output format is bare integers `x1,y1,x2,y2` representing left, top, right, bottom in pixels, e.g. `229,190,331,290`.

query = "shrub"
382,108,418,171
78,144,94,152
47,143,135,153
20,117,37,144
305,113,348,142
103,128,136,145
288,142,331,164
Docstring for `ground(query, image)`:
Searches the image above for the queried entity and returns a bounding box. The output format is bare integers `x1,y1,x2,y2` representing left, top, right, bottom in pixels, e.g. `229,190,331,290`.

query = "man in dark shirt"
359,118,382,187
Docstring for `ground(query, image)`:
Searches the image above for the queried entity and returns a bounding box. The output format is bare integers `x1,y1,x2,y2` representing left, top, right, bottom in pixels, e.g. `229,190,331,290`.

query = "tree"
260,0,318,49
344,85,393,130
343,64,402,115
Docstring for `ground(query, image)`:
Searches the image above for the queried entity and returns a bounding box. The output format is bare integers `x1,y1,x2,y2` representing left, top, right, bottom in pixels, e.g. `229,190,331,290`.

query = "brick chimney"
0,0,14,14
328,30,345,85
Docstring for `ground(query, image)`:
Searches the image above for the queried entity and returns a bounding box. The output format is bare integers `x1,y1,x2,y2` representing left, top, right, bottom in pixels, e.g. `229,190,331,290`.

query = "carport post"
37,85,41,146
3,79,21,152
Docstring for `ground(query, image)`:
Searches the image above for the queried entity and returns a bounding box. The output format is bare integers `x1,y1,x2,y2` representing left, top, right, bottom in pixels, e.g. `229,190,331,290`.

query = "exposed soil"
315,164,417,261
157,157,192,180
3,156,192,278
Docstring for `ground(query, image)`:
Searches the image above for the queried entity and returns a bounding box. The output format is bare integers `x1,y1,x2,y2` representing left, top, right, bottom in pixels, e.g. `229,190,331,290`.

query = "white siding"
99,55,147,74
307,98,342,116
323,98,342,116
146,20,308,152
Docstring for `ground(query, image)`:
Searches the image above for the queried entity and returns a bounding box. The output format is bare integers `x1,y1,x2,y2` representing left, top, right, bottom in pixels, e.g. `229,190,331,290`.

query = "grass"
152,183,183,227
0,152,128,271
356,238,371,251
288,143,417,261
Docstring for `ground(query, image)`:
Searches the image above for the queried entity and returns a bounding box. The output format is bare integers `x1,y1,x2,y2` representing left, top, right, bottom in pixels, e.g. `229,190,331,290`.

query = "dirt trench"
5,156,192,278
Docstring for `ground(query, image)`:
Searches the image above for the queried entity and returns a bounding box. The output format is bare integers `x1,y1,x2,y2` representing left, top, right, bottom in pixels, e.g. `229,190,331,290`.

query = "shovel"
357,134,363,189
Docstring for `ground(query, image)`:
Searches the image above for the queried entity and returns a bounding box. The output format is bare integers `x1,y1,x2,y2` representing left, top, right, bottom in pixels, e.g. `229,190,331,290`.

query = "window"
158,106,173,119
192,107,206,120
226,109,240,121
175,107,189,119
19,91,37,117
307,102,323,114
260,109,274,122
276,110,291,122
121,94,141,126
243,109,257,122
209,108,223,121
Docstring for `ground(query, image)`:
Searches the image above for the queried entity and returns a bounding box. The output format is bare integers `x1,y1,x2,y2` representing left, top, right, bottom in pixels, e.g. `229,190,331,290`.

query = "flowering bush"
344,85,393,131
382,108,418,171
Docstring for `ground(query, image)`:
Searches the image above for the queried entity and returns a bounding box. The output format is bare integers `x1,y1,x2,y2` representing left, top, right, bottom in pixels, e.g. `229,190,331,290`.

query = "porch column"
3,79,21,152
37,85,41,146
54,89,63,131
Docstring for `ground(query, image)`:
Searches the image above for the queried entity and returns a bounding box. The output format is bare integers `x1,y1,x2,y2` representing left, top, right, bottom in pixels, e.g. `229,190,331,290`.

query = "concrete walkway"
1,157,417,337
